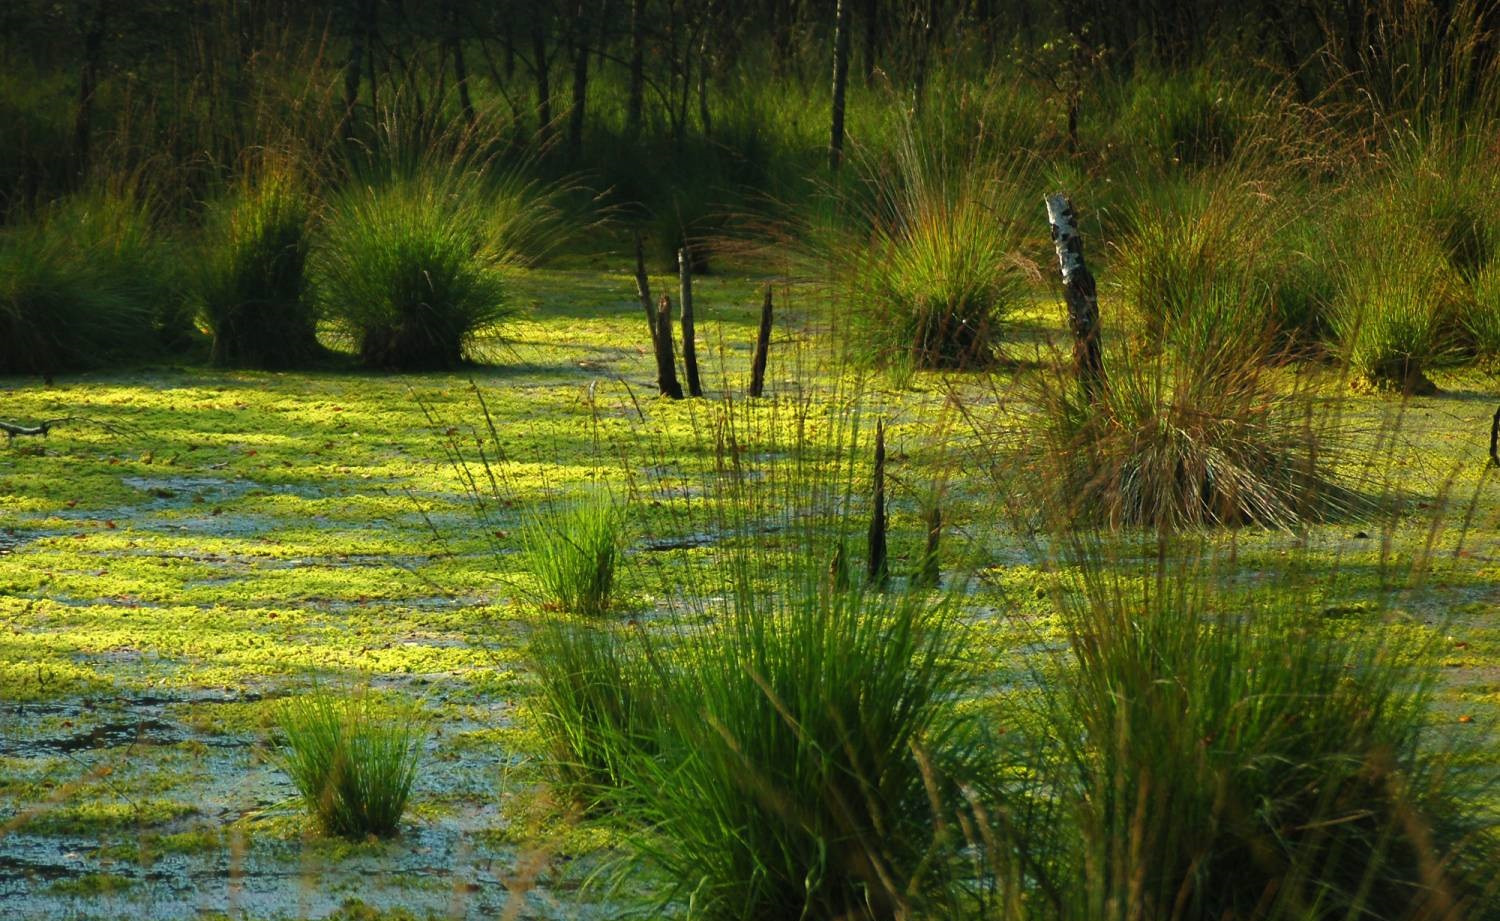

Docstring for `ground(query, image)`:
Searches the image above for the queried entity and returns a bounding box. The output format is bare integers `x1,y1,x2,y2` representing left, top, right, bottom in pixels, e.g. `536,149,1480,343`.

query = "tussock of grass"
619,574,981,921
1023,340,1346,531
0,189,184,374
1036,547,1494,920
1329,222,1465,394
199,165,322,369
274,689,425,840
316,175,513,371
521,491,624,617
526,620,659,807
834,133,1033,371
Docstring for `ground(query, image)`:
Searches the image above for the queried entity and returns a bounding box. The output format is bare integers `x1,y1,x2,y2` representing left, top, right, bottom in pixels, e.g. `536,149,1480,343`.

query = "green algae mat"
2,269,1499,920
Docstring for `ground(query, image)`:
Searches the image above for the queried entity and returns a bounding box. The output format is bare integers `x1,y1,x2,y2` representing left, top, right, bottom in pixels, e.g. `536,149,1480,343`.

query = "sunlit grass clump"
199,167,322,368
1041,553,1492,920
839,139,1031,371
1329,227,1463,394
620,577,980,920
521,491,624,617
274,690,426,840
316,176,512,370
1027,341,1343,531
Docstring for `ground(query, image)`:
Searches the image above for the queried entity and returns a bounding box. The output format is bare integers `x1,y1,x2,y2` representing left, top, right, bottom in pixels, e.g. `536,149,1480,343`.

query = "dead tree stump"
749,284,773,398
1490,405,1499,467
1045,193,1105,398
654,294,684,400
679,248,703,397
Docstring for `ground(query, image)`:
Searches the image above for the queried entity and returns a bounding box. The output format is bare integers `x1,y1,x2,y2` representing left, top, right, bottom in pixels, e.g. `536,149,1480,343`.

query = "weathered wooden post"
679,248,703,397
867,419,888,588
654,295,684,400
749,284,773,397
1045,194,1105,398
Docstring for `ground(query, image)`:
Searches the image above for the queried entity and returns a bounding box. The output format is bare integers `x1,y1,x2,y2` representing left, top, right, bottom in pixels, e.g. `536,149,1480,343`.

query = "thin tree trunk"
568,0,589,159
626,0,646,141
634,232,657,341
679,248,703,397
73,1,108,177
916,500,941,587
531,8,553,146
654,295,684,399
829,0,851,171
749,284,773,398
696,0,714,137
451,6,475,127
1045,193,1105,399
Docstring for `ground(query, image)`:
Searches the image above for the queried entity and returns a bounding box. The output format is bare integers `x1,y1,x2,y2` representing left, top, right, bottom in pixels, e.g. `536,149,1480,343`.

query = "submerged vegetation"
3,0,1500,918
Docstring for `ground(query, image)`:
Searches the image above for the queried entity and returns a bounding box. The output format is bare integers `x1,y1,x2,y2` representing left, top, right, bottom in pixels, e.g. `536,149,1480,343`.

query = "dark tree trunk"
867,419,888,589
568,0,590,159
531,7,553,146
679,248,703,397
1045,193,1105,399
451,6,475,126
916,500,941,588
73,1,108,177
862,0,878,86
627,0,646,141
829,0,851,171
749,284,773,398
634,232,657,342
1490,405,1499,467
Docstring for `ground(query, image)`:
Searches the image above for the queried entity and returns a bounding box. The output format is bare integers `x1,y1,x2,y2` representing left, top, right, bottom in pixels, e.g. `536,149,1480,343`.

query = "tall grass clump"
1111,178,1288,357
316,175,513,370
1022,339,1346,531
198,166,322,368
274,689,426,840
1033,547,1494,920
1115,69,1245,169
1328,217,1465,394
1470,263,1500,363
621,575,982,920
0,188,184,374
521,491,625,617
526,620,660,808
835,133,1032,371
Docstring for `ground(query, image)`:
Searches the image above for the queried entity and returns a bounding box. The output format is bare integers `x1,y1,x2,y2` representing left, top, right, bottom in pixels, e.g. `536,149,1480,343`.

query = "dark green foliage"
0,190,185,375
199,169,322,369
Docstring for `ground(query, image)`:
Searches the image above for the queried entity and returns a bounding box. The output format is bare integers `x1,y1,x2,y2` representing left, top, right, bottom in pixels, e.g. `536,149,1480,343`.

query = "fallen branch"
2,416,138,441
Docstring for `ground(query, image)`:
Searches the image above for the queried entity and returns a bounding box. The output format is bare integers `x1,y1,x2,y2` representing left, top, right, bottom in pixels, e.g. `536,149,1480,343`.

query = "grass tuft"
274,689,426,840
1036,547,1494,920
521,491,624,617
316,176,512,370
1023,340,1345,531
199,165,322,369
621,575,980,920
